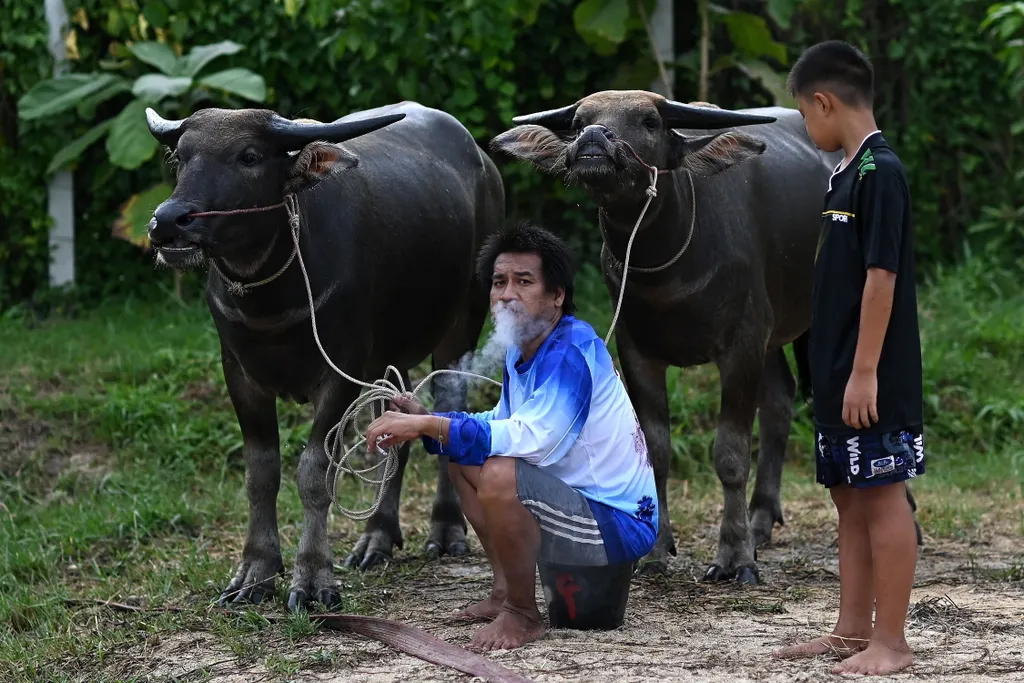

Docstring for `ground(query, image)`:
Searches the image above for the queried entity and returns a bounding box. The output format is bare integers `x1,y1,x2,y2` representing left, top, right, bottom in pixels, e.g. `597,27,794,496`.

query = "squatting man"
365,222,658,651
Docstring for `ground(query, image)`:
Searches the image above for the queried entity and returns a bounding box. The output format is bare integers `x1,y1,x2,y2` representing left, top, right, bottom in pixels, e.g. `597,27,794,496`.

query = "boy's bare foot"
454,594,505,622
772,633,869,659
468,604,546,651
833,641,913,675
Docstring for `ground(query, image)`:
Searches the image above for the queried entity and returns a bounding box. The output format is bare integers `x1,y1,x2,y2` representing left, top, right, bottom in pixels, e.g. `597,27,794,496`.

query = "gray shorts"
514,458,609,566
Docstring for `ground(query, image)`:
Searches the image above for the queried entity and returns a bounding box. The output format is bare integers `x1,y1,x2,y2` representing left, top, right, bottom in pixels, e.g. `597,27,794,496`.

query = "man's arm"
437,345,593,467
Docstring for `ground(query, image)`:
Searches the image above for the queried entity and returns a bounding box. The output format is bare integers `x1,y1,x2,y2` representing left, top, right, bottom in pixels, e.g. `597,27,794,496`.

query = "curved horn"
267,113,406,150
511,102,580,132
659,99,777,130
145,107,186,147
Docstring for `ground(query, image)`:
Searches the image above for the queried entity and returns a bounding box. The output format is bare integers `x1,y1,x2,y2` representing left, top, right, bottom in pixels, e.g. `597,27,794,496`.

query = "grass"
1,256,1022,681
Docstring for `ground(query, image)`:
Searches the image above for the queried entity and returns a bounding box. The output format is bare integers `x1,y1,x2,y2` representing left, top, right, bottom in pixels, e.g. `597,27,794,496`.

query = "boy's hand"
843,368,879,429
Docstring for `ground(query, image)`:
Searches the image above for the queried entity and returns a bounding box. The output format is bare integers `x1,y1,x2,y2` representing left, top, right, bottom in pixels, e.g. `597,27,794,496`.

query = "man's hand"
843,367,878,430
366,411,431,453
390,392,429,416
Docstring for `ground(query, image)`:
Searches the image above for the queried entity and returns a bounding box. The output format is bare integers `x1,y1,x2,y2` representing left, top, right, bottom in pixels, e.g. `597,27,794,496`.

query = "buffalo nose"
149,199,197,245
581,124,615,141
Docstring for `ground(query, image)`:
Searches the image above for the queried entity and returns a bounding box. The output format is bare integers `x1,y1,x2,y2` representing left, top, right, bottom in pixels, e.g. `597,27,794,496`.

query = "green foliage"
19,39,265,171
0,2,60,308
782,0,1019,268
3,0,1023,312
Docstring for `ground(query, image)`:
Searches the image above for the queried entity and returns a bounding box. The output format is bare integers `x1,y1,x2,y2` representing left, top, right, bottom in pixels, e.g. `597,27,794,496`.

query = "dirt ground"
122,498,1024,683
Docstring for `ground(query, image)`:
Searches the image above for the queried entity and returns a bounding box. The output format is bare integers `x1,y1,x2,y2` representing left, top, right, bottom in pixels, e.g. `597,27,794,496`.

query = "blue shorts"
815,429,926,489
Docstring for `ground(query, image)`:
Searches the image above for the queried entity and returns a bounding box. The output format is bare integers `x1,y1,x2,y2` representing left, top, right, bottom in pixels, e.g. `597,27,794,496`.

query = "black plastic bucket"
537,560,633,630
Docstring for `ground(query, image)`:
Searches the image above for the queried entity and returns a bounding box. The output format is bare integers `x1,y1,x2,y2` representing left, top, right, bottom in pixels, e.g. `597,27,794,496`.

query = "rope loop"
276,206,501,520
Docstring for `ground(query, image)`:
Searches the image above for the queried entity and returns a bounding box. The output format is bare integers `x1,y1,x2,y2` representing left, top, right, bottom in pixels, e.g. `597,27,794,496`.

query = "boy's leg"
835,479,917,675
448,462,507,621
772,483,874,659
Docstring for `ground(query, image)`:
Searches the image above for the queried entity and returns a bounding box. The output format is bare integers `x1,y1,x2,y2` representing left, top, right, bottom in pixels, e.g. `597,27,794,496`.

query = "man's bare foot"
833,640,913,675
454,595,505,622
469,604,546,651
772,633,870,660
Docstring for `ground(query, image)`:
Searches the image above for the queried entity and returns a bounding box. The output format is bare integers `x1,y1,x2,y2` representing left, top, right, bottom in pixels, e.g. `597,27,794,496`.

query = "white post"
648,0,675,98
44,0,75,288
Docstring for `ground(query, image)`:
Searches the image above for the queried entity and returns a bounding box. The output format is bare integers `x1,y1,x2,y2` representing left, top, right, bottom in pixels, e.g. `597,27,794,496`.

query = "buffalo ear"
668,130,767,176
286,142,359,192
489,125,569,175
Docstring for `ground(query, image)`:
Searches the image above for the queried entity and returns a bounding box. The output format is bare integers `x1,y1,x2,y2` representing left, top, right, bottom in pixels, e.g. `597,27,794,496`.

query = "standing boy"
773,41,925,675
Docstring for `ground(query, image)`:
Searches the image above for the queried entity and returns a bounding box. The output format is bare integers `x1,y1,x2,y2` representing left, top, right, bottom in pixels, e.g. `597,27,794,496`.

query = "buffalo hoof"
287,586,342,613
425,538,470,560
702,564,733,582
702,564,760,585
736,566,760,585
345,528,401,571
218,582,274,607
425,520,469,560
217,556,283,606
344,548,392,572
636,559,668,576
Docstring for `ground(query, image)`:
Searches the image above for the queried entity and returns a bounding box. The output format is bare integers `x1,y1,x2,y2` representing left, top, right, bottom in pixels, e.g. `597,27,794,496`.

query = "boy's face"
796,92,843,153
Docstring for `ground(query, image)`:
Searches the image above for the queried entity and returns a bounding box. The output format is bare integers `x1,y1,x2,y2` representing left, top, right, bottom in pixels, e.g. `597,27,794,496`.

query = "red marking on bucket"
555,572,582,620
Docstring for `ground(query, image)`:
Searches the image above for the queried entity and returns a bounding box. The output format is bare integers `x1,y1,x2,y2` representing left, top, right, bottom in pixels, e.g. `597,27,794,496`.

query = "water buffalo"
145,101,504,610
490,90,920,583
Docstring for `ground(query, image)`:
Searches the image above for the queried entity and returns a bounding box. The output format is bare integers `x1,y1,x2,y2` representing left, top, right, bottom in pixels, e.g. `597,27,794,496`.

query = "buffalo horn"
267,113,406,150
145,107,186,147
660,99,777,130
511,103,579,132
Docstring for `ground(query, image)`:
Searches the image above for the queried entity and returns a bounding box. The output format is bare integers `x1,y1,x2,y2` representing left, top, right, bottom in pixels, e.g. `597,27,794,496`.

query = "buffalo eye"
643,116,659,131
238,150,260,166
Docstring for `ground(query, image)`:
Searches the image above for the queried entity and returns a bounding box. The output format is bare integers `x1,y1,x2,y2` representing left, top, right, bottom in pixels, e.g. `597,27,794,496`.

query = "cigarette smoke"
430,300,549,410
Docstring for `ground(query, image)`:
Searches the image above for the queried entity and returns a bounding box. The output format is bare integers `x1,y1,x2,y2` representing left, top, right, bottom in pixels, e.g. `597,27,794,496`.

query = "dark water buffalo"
145,102,504,610
490,90,918,583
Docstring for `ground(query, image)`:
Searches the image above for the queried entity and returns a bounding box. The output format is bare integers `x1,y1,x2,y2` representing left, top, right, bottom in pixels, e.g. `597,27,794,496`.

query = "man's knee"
478,457,518,505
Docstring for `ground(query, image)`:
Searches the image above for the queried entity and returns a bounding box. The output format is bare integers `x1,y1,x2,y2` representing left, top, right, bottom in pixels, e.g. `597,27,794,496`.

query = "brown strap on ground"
312,613,535,683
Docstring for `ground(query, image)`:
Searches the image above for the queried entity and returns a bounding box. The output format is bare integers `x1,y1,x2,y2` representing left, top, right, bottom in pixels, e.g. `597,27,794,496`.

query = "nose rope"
599,139,697,346
185,199,298,296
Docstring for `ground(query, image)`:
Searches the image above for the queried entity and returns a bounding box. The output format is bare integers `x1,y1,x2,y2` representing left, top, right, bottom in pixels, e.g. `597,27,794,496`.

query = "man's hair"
476,221,577,315
787,40,874,109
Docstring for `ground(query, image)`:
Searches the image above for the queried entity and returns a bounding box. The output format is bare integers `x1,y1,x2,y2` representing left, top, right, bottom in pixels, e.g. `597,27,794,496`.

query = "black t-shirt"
809,132,923,436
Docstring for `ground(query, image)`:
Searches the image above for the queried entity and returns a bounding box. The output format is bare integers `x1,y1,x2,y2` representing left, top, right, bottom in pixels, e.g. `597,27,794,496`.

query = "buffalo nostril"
175,213,195,227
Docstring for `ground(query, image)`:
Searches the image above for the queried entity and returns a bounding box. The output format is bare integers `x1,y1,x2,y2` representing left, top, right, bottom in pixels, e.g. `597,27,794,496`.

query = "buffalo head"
490,90,776,206
144,107,404,269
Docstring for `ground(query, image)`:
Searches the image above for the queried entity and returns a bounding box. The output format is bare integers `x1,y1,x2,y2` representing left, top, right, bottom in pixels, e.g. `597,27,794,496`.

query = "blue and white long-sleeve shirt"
422,315,658,564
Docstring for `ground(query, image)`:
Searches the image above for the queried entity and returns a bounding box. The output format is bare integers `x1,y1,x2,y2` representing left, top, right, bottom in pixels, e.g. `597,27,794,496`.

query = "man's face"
490,251,564,343
796,92,842,153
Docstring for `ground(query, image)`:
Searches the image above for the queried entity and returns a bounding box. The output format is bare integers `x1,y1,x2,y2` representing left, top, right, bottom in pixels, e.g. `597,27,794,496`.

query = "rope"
190,200,298,297
600,144,697,346
275,196,501,520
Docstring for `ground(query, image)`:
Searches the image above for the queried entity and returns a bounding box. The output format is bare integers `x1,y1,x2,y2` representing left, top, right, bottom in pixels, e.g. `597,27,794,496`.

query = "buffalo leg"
343,368,412,572
749,346,794,548
704,340,765,585
289,380,371,610
218,348,284,606
421,302,490,560
615,325,675,574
